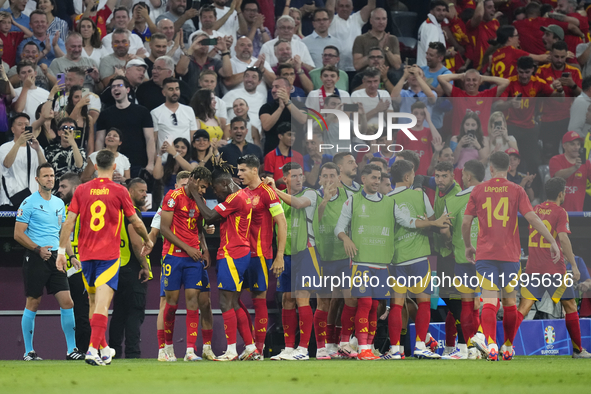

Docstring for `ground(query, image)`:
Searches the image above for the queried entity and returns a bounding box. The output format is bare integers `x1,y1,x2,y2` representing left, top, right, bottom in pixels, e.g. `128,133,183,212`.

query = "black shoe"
23,351,43,361
66,348,85,360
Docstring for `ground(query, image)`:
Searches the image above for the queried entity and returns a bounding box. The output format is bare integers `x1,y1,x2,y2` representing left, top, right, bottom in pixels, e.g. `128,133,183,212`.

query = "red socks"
252,298,268,353
368,300,379,345
340,304,356,342
186,309,199,349
415,301,430,342
502,305,517,347
238,299,254,333
565,312,582,352
445,310,456,347
516,310,525,330
473,308,481,331
314,309,328,348
298,305,313,349
388,304,403,346
461,301,475,340
202,329,213,346
326,324,335,345
481,303,497,345
222,310,237,345
157,329,165,349
236,308,254,345
89,313,108,350
163,303,178,346
355,297,372,346
282,308,298,348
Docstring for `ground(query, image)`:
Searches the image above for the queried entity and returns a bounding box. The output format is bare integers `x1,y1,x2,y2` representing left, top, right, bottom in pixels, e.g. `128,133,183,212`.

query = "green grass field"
1,357,589,394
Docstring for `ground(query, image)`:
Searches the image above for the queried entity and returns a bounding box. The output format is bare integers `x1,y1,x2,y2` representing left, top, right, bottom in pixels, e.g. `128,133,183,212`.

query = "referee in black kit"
13,163,84,361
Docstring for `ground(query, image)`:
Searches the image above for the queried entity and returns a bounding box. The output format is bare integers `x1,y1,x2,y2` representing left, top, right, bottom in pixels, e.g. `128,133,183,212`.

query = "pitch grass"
1,357,590,394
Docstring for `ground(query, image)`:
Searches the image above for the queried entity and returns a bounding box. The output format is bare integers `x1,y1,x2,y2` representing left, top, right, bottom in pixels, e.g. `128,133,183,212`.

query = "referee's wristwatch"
34,246,41,255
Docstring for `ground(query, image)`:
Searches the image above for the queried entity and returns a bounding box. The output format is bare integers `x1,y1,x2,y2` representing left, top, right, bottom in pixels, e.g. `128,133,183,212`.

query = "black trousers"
108,265,147,358
539,118,570,165
68,272,91,353
508,124,543,196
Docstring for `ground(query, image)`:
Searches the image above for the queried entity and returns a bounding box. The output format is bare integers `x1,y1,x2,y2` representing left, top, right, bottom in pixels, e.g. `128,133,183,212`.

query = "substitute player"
160,167,212,362
462,151,559,361
56,150,153,366
516,177,591,359
237,154,287,356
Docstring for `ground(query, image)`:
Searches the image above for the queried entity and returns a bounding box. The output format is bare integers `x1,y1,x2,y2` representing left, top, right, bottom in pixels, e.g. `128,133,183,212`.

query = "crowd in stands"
3,0,591,212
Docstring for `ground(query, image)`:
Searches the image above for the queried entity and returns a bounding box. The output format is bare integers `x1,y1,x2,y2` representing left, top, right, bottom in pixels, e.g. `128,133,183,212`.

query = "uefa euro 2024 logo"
544,326,556,344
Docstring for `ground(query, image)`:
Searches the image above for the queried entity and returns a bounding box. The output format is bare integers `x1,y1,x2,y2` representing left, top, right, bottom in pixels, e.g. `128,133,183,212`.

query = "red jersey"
444,17,471,71
502,75,555,129
565,13,588,59
214,189,252,259
491,46,530,78
527,201,569,275
451,85,499,136
465,177,533,262
246,182,283,259
68,178,136,261
513,17,569,55
161,187,202,258
549,154,591,211
397,127,432,176
263,147,304,189
466,18,500,69
75,6,112,38
0,31,24,67
536,63,582,122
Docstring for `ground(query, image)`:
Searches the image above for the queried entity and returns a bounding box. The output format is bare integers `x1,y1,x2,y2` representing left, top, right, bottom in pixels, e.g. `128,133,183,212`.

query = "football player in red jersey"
236,154,287,356
190,168,259,361
516,177,591,359
462,151,559,361
57,150,153,366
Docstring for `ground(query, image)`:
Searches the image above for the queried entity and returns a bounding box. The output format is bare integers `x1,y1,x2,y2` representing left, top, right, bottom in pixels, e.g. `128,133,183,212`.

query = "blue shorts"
243,255,272,292
323,258,351,279
391,258,432,296
161,255,209,292
216,252,251,292
521,273,575,303
350,264,391,299
454,263,480,293
277,255,292,293
476,260,521,293
294,247,323,292
81,258,120,293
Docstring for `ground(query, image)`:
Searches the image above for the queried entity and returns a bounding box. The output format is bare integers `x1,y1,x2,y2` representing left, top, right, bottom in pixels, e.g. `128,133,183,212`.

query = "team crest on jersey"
167,198,176,208
189,209,196,218
476,100,483,105
529,88,536,97
252,195,260,207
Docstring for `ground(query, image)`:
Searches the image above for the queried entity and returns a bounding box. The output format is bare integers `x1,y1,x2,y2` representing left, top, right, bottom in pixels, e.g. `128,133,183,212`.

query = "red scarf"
319,86,339,109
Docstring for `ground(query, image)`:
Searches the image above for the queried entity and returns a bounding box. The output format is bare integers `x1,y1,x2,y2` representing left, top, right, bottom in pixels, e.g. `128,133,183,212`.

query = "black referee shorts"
23,250,70,298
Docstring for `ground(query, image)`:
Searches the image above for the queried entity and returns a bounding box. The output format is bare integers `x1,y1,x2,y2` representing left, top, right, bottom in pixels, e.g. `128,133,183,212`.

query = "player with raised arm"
189,167,259,361
516,177,591,359
237,155,287,357
56,150,153,366
462,151,560,361
159,167,212,362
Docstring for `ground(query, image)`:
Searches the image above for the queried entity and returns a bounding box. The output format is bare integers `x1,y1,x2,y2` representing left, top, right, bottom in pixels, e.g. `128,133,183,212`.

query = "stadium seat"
391,11,418,38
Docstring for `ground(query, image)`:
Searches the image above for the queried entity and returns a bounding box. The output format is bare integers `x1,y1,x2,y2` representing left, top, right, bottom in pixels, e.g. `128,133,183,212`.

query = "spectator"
144,33,168,77
318,95,367,156
0,113,46,210
155,0,199,44
303,130,333,188
550,131,591,211
137,55,192,112
222,67,267,134
465,0,499,70
309,45,349,90
0,10,30,67
225,36,275,95
229,98,261,146
37,0,68,42
80,127,130,183
391,64,437,125
548,0,588,63
438,69,509,136
302,8,340,69
0,64,14,145
98,29,134,86
54,67,101,121
102,7,147,58
351,67,393,124
259,15,314,69
202,0,242,44
197,69,228,126
7,41,55,90
31,101,58,149
12,60,50,120
486,111,518,179
237,0,271,57
219,117,264,172
65,85,96,152
568,75,591,137
352,8,401,72
130,2,158,44
156,19,183,63
44,117,86,184
350,47,399,93
367,134,396,167
537,41,582,163
77,17,109,66
263,122,304,185
194,6,227,53
7,0,30,33
270,40,313,93
305,65,350,112
327,0,376,75
175,32,232,98
95,76,155,177
259,77,306,154
100,58,147,107
49,32,101,93
151,77,198,153
542,25,565,53
450,112,490,169
75,0,117,38
191,129,217,172
506,148,535,201
279,0,325,37
153,137,197,197
286,7,303,39
16,10,65,67
421,42,452,97
273,63,307,100
417,1,448,68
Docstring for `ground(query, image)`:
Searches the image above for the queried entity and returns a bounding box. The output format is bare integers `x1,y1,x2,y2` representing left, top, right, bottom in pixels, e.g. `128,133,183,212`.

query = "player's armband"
269,202,284,217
